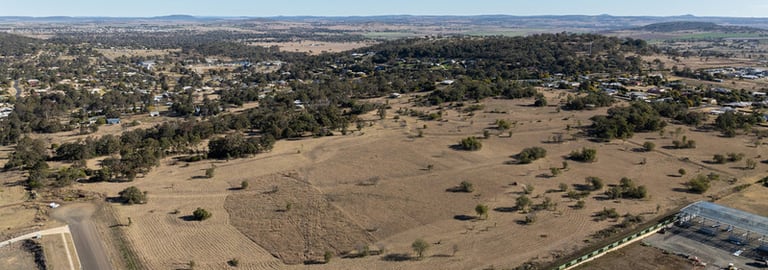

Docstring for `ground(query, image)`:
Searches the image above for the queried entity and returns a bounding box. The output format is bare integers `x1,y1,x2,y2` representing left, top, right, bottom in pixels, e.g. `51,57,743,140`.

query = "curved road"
52,203,112,270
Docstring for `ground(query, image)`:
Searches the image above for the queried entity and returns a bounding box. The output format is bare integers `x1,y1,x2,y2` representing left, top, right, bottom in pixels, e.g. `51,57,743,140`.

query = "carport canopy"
679,201,768,236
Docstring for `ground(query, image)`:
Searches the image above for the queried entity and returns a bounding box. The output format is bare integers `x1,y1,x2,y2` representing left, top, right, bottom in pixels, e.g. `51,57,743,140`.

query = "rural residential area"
1,1,768,270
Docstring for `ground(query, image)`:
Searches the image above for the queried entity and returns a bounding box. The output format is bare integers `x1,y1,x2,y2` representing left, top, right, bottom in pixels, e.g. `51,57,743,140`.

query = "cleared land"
59,88,768,269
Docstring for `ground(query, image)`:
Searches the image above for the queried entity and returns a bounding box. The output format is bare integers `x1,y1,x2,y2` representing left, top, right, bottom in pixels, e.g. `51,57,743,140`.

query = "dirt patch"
574,242,690,270
0,240,37,270
225,172,376,264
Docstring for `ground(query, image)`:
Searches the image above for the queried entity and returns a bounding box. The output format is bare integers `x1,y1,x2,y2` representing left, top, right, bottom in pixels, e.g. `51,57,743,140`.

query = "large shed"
678,201,768,252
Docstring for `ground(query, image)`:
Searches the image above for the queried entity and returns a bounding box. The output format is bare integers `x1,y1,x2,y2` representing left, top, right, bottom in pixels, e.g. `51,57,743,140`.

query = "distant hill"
634,21,766,32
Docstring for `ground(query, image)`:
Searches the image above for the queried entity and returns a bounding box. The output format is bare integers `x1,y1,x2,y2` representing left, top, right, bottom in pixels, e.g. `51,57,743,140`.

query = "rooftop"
679,201,768,236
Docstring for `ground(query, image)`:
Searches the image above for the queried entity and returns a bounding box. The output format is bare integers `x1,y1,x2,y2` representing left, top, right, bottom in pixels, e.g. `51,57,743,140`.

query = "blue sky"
2,0,767,17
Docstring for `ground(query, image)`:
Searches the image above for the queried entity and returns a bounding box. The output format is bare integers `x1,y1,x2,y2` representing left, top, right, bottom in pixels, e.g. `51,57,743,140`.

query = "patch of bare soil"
574,242,691,270
225,172,376,264
0,241,37,270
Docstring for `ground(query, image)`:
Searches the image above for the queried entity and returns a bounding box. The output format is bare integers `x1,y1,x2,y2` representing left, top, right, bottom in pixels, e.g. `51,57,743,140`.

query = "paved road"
12,80,21,99
52,203,112,270
0,225,70,248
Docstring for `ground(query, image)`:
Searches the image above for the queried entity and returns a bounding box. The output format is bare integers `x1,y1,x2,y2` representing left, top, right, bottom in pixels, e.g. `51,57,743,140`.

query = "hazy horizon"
1,0,767,18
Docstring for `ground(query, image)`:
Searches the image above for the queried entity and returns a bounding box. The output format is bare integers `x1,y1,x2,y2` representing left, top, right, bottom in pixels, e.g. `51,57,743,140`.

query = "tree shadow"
303,259,326,265
105,196,125,204
536,173,554,179
227,187,245,191
178,215,198,221
672,187,695,193
381,253,412,262
493,207,516,213
572,184,592,191
431,254,452,258
667,174,682,178
190,175,210,180
453,215,476,221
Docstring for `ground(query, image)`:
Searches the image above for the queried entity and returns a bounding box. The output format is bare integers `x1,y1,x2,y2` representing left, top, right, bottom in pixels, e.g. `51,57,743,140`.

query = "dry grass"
61,89,768,269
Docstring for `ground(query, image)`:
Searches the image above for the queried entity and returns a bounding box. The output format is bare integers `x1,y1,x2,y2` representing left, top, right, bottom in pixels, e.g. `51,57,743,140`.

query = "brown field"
247,40,376,54
0,242,36,270
55,88,768,270
95,48,181,61
2,75,768,269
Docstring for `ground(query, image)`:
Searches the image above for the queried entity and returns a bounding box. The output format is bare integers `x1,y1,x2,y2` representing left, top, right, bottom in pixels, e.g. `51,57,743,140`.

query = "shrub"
205,165,216,178
516,195,533,213
594,207,620,221
241,180,249,190
586,176,603,190
496,119,512,130
713,154,726,164
550,167,561,177
517,147,547,164
458,181,474,192
192,207,212,221
567,190,591,199
458,137,482,151
524,214,537,225
727,152,744,162
324,251,333,263
558,182,568,192
227,258,239,267
687,175,711,194
118,186,147,205
569,148,597,162
574,200,586,209
411,239,430,259
475,204,489,220
605,178,647,199
678,168,686,176
642,141,655,152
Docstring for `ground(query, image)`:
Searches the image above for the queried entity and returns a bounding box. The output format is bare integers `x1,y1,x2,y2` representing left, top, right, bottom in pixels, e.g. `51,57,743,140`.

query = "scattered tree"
642,141,655,152
558,182,569,192
458,137,482,151
192,207,212,221
569,148,597,162
411,239,430,259
687,175,711,194
118,186,147,205
678,168,686,176
516,147,547,164
516,195,533,213
475,204,489,220
585,176,604,191
240,180,249,190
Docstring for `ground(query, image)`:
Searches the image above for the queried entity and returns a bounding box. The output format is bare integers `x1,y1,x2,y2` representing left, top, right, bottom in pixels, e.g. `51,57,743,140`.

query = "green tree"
687,175,711,194
411,239,430,259
475,204,489,220
458,137,482,151
192,207,212,221
642,141,655,152
517,147,547,164
550,167,562,177
241,180,249,190
459,181,474,193
118,186,147,205
516,195,532,213
586,176,604,190
324,251,333,263
569,148,597,162
678,168,687,176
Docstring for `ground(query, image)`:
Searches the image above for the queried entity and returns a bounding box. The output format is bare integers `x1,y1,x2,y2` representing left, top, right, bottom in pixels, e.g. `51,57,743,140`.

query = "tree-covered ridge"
0,33,40,56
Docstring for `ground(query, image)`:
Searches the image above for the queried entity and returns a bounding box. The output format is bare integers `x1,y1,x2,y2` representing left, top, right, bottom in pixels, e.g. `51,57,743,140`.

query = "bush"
713,154,726,164
324,251,333,263
192,207,212,221
605,178,647,199
459,181,474,192
678,168,686,176
227,258,239,267
594,207,620,221
516,195,533,213
411,239,430,259
458,137,482,151
517,147,547,164
524,214,537,225
586,176,603,190
205,165,216,178
569,148,597,162
118,186,147,205
687,175,711,194
241,180,249,190
642,141,655,152
574,200,586,209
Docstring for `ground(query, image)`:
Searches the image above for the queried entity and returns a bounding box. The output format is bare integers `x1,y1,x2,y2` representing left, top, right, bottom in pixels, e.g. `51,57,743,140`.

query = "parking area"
644,223,768,269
